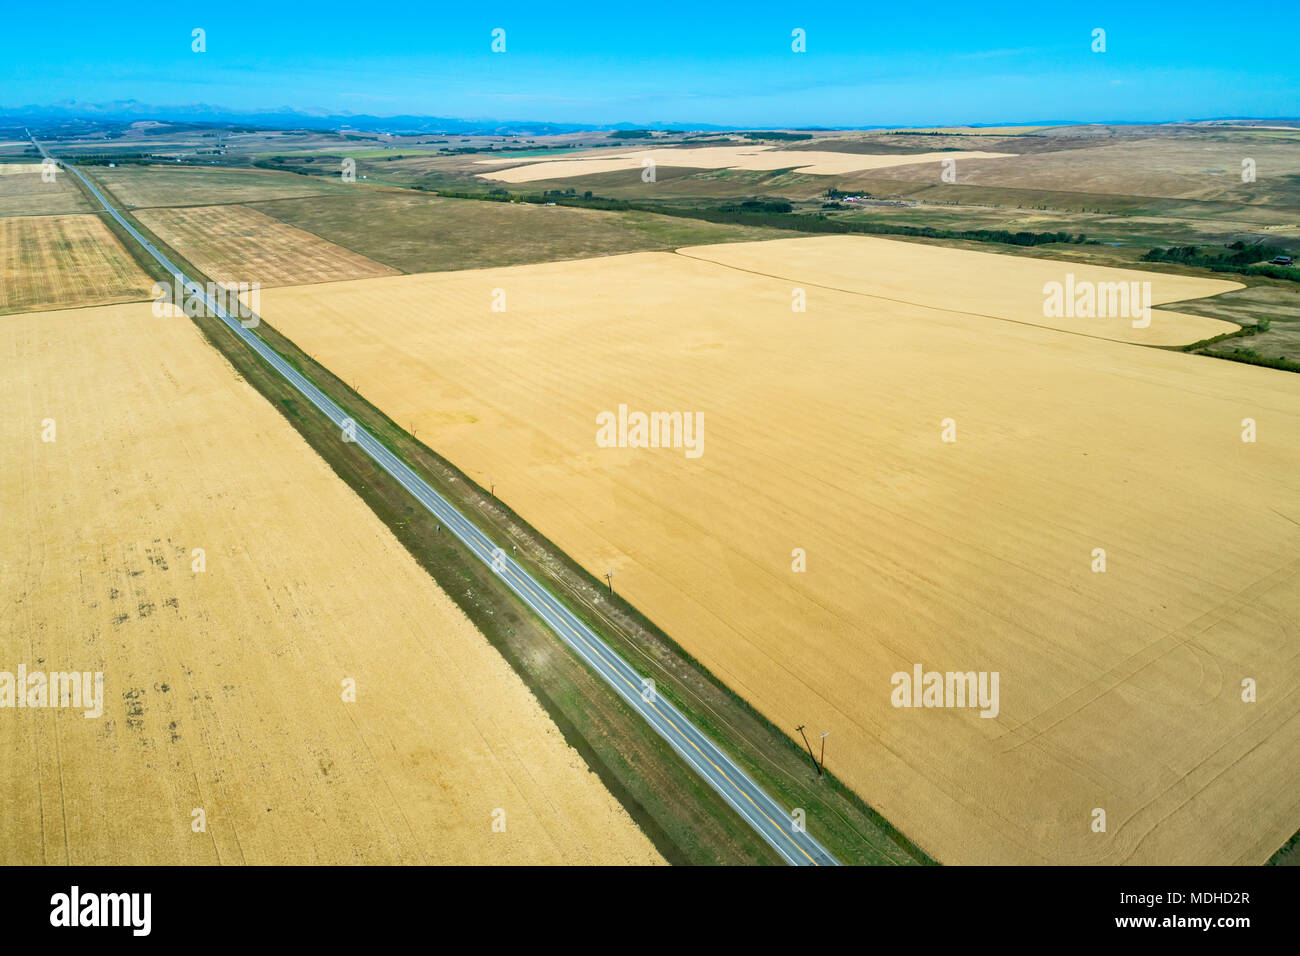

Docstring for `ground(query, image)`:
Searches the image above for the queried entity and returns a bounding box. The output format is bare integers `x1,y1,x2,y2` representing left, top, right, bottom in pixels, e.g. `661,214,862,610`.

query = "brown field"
0,214,154,314
92,164,347,208
877,137,1300,206
475,145,1017,183
252,238,1300,865
0,301,662,866
0,163,91,217
134,204,399,287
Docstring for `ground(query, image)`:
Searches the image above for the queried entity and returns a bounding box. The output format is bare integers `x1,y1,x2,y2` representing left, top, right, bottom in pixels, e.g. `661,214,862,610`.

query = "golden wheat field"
0,213,155,314
134,205,399,288
0,301,662,866
0,163,90,217
252,237,1300,865
679,235,1242,346
475,145,1017,182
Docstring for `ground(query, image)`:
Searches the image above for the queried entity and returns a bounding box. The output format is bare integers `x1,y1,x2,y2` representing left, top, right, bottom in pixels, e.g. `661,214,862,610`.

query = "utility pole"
605,569,615,594
796,725,821,776
819,731,830,775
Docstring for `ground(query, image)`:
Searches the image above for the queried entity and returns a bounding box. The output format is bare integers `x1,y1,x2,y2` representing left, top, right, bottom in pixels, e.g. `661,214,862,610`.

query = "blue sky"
2,1,1296,126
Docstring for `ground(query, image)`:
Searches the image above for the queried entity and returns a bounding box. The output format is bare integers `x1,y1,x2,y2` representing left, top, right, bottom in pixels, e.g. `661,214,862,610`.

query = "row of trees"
1142,242,1297,281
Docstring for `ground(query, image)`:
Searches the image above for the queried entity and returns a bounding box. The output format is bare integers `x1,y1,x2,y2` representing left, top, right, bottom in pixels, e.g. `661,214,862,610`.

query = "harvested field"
678,235,1241,346
0,163,90,217
877,137,1300,206
253,238,1300,865
0,301,662,866
92,164,347,208
476,145,1017,183
0,213,154,314
251,189,811,274
133,204,398,287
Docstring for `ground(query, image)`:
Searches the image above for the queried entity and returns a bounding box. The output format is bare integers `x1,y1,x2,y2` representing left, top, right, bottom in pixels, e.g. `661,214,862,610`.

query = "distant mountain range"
0,100,742,136
2,101,1294,136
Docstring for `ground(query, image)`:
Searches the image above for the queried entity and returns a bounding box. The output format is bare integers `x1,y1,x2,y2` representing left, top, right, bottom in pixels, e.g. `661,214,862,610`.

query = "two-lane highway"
54,145,838,866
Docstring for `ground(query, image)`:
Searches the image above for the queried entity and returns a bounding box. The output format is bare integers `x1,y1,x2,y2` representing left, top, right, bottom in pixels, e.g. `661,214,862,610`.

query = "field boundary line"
672,247,1240,347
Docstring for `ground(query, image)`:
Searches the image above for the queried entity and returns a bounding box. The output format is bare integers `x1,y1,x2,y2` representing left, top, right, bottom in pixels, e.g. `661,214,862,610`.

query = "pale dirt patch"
0,301,662,866
476,145,1017,182
252,242,1300,864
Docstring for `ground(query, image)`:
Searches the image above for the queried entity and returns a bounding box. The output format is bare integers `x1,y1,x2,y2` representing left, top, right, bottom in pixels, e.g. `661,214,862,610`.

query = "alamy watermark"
891,664,999,718
596,404,704,458
1043,274,1152,328
152,277,260,327
1,665,103,718
50,886,150,936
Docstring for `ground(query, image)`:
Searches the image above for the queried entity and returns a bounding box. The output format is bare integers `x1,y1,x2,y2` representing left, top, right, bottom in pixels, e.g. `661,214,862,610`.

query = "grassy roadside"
72,164,931,865
1267,828,1299,865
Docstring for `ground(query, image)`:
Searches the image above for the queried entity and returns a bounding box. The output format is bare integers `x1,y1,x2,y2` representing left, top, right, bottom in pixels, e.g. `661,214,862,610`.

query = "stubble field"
0,301,662,866
249,189,812,273
251,236,1300,865
877,136,1300,206
0,163,90,217
91,164,349,208
0,213,155,314
133,204,399,287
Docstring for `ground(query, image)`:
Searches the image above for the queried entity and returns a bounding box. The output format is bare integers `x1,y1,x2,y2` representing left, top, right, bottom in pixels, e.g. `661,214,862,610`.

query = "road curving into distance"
44,138,839,866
